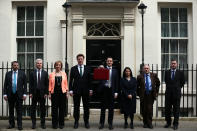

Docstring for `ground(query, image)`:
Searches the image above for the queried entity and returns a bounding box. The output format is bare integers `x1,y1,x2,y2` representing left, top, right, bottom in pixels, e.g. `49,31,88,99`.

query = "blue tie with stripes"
145,74,149,94
12,71,17,94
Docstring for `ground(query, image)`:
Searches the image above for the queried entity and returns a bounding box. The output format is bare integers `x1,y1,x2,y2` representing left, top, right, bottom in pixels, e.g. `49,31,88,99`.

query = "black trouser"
99,87,114,125
31,90,46,125
140,93,154,126
8,92,23,128
165,92,181,126
51,92,67,127
73,94,89,123
124,114,134,123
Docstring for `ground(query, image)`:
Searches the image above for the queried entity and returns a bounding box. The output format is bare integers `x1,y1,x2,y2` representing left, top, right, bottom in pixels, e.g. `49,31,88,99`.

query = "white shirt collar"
107,66,112,69
78,64,84,68
13,70,18,73
171,69,176,72
37,68,42,72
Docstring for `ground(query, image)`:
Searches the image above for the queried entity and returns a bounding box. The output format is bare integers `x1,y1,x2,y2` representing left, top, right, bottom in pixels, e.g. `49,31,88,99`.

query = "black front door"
86,39,121,108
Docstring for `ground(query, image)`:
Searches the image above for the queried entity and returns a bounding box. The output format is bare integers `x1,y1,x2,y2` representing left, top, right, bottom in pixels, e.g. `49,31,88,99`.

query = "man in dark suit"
29,59,49,129
69,54,92,129
3,61,27,130
137,64,160,129
99,57,119,130
164,59,185,130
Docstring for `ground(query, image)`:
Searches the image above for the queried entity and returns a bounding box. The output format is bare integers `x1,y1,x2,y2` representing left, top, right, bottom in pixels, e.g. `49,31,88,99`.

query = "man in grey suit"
29,59,49,129
4,61,27,130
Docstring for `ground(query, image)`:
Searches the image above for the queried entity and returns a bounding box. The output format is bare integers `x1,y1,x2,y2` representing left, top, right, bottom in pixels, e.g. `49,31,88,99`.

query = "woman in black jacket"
120,67,137,129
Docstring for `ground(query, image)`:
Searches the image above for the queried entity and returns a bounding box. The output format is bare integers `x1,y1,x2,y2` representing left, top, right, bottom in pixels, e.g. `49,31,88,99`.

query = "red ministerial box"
93,68,109,80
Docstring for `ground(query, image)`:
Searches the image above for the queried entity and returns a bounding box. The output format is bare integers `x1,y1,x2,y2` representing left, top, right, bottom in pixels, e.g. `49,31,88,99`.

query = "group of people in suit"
3,55,185,130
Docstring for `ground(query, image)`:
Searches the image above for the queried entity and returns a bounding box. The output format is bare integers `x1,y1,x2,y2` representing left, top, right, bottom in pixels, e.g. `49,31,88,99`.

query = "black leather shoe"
74,122,78,129
41,124,46,129
99,124,104,129
7,125,15,129
148,124,153,129
108,124,113,130
32,124,36,129
173,125,178,130
124,122,128,128
52,125,58,129
130,123,134,129
143,124,148,128
18,127,23,130
59,125,64,129
85,122,90,129
164,124,171,128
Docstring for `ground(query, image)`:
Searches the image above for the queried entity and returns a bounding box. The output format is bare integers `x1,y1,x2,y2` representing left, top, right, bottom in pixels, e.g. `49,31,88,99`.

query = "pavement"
0,113,197,131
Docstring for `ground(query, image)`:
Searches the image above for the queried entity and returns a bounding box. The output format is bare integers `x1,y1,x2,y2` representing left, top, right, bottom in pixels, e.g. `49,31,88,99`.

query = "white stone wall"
0,0,197,117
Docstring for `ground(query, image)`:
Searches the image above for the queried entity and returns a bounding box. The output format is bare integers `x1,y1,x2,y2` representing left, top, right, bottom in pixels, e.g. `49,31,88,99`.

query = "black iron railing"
0,62,196,118
0,62,69,118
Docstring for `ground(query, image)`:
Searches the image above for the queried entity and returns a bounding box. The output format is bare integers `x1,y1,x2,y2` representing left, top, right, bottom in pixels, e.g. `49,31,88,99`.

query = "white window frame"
12,2,47,65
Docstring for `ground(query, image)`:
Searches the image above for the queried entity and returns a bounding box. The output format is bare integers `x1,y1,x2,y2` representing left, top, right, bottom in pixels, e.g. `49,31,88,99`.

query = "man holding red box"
98,57,119,130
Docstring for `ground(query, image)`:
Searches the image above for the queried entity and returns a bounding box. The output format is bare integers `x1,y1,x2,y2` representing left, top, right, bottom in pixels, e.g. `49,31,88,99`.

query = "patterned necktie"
38,70,41,88
172,70,175,80
12,71,17,94
80,66,83,77
108,67,112,88
145,74,149,94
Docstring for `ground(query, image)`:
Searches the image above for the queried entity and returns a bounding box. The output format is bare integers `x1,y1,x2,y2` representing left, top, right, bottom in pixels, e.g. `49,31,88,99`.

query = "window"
17,6,44,71
161,8,188,68
87,23,120,36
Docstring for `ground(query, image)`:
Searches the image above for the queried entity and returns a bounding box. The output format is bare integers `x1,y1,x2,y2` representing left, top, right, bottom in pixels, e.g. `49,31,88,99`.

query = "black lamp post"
138,2,147,73
62,2,71,75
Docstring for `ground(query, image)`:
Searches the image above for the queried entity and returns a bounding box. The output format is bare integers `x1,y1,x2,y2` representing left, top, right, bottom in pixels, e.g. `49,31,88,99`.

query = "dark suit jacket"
165,69,185,98
99,68,119,95
4,70,27,98
69,65,91,95
29,69,49,96
137,73,160,100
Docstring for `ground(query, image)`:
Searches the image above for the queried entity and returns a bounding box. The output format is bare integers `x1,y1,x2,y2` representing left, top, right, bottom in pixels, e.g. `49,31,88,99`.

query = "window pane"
161,23,169,37
17,7,25,21
179,40,187,53
179,55,187,67
170,8,178,22
161,39,169,53
171,23,178,37
26,6,34,20
27,39,34,52
170,40,178,53
17,39,25,52
180,23,188,37
161,8,169,22
36,38,43,52
179,8,187,22
161,54,169,68
35,21,43,36
27,54,34,68
26,22,34,36
36,53,43,60
36,6,44,20
17,22,25,36
17,54,25,69
170,55,178,62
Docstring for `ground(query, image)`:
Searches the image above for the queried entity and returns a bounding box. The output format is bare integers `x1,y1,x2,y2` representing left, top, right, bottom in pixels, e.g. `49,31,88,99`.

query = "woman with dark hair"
49,61,68,129
120,67,137,129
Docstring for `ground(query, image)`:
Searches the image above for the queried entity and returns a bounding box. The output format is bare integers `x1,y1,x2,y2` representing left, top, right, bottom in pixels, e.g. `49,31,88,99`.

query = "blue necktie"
172,70,175,80
12,71,17,94
145,74,149,94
